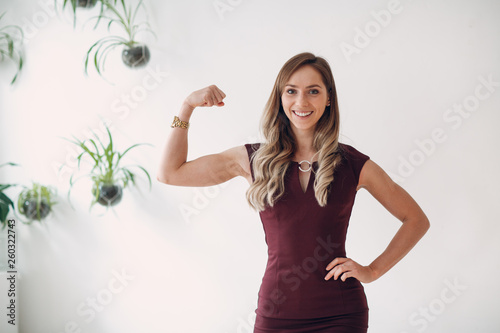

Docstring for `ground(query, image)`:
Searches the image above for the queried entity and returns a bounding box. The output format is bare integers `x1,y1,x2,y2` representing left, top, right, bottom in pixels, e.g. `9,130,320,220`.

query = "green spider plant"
64,123,152,210
85,0,156,77
0,12,24,85
58,0,117,29
17,182,57,222
0,162,19,229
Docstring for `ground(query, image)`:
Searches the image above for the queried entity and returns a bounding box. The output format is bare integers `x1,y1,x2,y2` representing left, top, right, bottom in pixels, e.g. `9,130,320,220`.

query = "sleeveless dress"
245,143,370,333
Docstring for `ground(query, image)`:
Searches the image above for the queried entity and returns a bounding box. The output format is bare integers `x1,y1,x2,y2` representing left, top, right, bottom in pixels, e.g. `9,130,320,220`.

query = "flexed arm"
157,85,251,187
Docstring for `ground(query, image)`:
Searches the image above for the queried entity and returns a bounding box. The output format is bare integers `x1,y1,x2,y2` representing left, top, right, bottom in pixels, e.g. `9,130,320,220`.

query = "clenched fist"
184,85,226,108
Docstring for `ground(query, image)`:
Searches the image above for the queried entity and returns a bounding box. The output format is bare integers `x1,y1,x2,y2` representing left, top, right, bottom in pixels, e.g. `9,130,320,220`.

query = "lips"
293,110,313,117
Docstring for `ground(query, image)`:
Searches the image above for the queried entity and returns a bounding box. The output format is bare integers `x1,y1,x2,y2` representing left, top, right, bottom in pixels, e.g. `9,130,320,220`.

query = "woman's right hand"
184,85,226,109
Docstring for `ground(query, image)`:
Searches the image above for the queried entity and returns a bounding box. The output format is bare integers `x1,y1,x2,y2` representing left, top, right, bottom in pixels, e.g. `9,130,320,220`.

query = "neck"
291,127,316,160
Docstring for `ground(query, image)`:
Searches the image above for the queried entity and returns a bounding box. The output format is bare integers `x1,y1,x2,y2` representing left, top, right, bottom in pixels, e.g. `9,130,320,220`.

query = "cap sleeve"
244,143,261,182
339,143,370,185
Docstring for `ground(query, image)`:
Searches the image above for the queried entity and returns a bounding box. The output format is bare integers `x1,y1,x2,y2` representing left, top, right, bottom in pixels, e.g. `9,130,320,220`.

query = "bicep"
357,160,426,223
159,145,251,186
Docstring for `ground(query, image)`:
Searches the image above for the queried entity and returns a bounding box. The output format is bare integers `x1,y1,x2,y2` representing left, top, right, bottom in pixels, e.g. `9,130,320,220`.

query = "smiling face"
281,65,330,135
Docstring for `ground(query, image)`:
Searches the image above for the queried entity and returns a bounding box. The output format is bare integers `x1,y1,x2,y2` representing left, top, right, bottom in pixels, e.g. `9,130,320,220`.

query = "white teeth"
293,111,313,117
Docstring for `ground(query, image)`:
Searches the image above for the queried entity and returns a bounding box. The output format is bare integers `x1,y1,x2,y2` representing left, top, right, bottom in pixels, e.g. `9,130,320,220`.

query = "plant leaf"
0,191,14,208
97,41,122,73
134,165,151,189
0,184,14,191
121,164,151,190
0,162,19,168
93,1,107,29
131,0,144,33
104,125,115,170
84,36,125,74
78,140,99,165
87,138,101,158
0,201,10,223
117,142,152,163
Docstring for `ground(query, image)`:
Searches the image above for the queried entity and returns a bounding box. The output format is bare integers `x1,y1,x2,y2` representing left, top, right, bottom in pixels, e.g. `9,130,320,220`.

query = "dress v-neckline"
291,161,318,194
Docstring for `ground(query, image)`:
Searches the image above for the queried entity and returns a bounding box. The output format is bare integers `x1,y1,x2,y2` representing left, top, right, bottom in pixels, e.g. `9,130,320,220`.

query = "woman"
157,52,430,332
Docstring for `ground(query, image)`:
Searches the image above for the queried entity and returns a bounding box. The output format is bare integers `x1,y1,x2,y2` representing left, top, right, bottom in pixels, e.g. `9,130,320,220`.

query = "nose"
296,92,309,107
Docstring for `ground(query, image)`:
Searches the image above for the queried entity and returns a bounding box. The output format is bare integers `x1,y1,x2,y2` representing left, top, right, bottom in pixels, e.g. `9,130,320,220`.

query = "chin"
290,122,317,131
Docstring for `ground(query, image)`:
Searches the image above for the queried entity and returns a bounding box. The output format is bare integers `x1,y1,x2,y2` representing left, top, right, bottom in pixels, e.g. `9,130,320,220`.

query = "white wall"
0,0,499,332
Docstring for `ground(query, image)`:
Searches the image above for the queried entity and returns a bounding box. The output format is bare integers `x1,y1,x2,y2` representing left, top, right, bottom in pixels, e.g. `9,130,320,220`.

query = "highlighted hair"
246,52,343,211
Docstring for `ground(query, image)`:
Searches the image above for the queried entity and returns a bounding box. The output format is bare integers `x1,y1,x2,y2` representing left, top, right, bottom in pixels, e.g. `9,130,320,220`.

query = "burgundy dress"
245,143,370,333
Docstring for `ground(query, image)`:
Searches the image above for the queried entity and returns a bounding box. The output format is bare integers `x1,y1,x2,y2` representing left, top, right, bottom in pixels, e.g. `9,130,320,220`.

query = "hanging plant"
84,0,156,77
0,12,24,85
17,183,57,222
59,0,108,28
65,123,152,211
65,0,99,9
76,0,99,8
0,163,19,229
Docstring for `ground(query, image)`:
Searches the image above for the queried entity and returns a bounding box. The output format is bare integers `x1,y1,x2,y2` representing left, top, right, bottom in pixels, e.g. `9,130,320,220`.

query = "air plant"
0,12,24,84
84,0,156,77
64,123,152,211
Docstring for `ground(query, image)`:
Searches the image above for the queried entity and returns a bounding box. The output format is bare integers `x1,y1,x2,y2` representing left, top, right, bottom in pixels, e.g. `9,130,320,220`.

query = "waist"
257,275,368,319
257,256,368,319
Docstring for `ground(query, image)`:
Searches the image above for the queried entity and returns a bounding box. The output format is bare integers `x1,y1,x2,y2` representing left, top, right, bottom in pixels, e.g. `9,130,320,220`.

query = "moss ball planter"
84,0,156,78
77,0,98,8
92,183,123,206
65,122,152,212
17,183,57,222
122,44,150,68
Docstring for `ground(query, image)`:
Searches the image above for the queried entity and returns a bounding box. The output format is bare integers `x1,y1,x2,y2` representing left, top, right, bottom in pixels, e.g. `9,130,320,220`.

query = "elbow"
404,212,430,236
420,215,430,235
156,172,171,185
156,174,166,184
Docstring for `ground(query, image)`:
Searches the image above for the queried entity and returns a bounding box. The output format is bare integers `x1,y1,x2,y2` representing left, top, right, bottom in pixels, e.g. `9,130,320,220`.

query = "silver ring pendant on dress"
298,160,312,172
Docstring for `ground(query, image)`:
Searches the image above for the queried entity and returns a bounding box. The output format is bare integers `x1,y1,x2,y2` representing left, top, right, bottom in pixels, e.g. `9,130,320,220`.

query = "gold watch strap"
171,116,189,129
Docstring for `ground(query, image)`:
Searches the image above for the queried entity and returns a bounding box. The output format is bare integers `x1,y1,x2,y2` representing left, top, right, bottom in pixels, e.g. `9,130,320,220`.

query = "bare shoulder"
220,145,252,184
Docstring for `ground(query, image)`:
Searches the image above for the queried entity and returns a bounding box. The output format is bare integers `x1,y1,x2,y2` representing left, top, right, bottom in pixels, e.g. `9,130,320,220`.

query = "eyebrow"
285,84,323,89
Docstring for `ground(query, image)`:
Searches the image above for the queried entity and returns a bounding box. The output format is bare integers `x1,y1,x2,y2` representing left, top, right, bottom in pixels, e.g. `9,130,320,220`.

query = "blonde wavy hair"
246,52,343,211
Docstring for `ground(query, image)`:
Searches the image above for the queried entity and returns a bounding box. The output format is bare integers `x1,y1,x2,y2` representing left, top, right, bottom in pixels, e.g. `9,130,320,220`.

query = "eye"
286,89,295,94
309,89,319,94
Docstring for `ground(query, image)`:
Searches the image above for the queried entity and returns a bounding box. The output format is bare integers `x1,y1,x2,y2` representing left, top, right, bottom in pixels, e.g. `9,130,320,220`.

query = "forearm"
157,102,195,183
369,216,430,280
